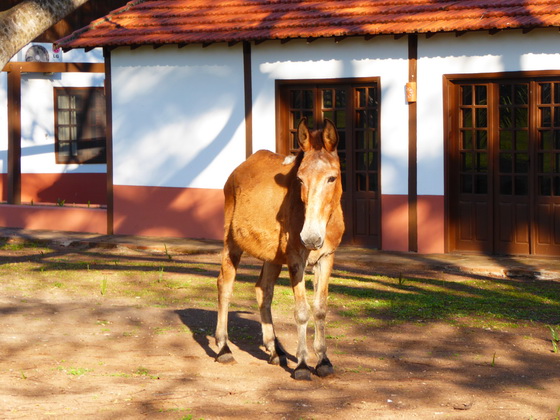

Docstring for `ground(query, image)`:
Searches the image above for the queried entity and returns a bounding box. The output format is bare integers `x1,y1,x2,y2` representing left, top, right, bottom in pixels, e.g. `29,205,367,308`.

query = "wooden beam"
2,62,104,73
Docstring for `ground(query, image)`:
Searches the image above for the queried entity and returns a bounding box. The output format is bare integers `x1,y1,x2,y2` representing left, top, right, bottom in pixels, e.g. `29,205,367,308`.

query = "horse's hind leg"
215,242,242,364
255,262,286,366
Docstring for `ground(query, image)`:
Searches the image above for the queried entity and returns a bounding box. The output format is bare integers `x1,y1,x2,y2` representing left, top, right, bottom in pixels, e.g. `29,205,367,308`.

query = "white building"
7,0,560,256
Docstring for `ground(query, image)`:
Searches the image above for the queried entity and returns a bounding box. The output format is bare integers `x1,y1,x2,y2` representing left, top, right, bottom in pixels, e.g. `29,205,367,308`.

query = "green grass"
328,272,560,328
109,372,131,378
100,277,108,295
0,240,45,251
548,325,560,353
56,365,92,376
0,244,558,333
135,367,159,379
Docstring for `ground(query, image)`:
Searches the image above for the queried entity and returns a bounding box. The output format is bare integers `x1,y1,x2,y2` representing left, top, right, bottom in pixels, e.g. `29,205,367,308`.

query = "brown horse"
215,118,344,380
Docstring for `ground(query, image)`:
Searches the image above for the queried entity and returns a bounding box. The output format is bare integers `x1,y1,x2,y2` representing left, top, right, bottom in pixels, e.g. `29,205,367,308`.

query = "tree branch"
0,0,90,70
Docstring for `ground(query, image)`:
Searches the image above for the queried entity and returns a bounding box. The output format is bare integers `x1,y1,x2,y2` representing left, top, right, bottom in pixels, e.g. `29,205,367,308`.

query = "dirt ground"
0,244,559,419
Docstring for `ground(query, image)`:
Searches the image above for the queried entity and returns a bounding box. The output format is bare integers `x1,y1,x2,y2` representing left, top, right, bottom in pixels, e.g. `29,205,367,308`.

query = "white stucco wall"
1,43,106,175
252,38,410,196
20,72,106,174
417,28,560,196
110,45,246,190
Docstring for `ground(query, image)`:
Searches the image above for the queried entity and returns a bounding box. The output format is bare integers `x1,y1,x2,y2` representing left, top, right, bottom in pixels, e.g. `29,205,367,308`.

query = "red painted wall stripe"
417,195,445,254
0,204,107,234
381,194,409,252
113,185,224,240
21,173,107,205
0,173,107,205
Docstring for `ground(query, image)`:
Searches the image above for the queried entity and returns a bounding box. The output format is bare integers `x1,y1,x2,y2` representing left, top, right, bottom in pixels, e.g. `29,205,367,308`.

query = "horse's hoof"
215,345,236,364
268,352,287,366
270,353,288,367
293,363,312,381
271,339,288,367
315,358,334,377
269,353,280,365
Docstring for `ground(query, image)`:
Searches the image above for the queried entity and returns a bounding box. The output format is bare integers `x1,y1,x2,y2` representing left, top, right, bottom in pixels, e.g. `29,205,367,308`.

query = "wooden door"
448,76,560,256
277,80,381,247
495,82,531,254
534,81,560,255
450,83,493,252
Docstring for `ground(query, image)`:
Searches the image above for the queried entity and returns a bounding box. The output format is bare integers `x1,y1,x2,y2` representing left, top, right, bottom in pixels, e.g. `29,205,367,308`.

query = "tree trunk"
0,0,90,70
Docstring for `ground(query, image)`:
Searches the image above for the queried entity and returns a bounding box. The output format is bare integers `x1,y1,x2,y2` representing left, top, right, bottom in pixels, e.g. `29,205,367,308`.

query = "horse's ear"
322,119,339,152
297,118,311,151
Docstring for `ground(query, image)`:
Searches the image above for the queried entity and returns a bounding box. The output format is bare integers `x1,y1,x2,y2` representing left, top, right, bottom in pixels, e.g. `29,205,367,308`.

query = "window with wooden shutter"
54,87,106,164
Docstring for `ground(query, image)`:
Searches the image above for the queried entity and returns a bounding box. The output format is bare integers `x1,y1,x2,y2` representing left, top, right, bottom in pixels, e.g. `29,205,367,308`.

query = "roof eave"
56,23,560,52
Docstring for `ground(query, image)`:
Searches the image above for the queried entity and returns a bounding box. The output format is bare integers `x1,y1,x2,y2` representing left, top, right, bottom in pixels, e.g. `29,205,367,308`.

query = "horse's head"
296,118,342,250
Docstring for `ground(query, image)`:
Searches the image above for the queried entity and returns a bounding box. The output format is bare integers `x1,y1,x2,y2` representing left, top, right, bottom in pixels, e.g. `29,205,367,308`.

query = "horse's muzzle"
300,234,324,250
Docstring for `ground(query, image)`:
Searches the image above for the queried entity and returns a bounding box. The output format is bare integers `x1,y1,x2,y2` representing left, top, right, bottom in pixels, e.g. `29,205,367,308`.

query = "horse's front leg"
255,262,287,366
288,259,312,380
312,252,335,377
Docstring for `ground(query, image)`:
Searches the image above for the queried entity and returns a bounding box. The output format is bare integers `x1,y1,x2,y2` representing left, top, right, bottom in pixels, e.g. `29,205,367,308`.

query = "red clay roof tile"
56,0,560,49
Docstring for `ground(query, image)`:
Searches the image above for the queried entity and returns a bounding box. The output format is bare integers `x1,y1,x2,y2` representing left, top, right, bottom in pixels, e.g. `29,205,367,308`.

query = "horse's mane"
282,149,305,167
308,128,327,150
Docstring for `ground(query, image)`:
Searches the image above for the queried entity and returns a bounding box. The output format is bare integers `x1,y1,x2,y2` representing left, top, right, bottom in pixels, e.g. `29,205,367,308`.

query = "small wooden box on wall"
406,82,417,103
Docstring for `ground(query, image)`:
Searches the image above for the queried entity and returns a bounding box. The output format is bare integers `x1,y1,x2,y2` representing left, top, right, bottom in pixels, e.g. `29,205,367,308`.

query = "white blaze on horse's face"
297,152,339,250
296,119,340,251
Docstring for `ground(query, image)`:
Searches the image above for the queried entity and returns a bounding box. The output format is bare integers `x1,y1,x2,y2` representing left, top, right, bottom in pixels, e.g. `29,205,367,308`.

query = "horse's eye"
327,176,337,183
297,177,304,185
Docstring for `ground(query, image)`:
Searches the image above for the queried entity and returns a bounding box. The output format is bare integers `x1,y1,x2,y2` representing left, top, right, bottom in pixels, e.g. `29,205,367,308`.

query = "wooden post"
103,48,114,235
408,35,418,252
7,64,22,205
243,41,253,158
